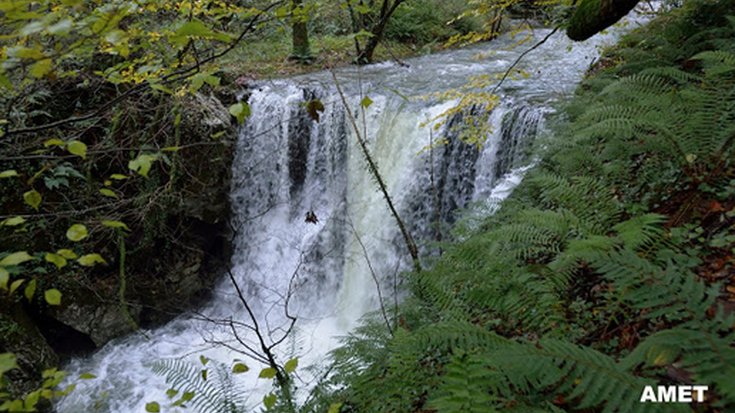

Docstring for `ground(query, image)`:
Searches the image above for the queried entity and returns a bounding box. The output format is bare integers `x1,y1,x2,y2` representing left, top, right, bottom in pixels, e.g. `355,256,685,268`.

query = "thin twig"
348,220,393,337
330,69,421,272
491,27,559,95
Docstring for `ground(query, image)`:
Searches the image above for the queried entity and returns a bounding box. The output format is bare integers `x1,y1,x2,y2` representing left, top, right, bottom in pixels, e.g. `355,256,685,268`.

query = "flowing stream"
57,16,647,413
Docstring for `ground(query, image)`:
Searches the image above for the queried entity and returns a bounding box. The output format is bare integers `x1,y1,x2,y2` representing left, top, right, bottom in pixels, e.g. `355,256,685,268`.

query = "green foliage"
149,358,246,413
317,3,735,412
385,0,484,44
0,362,74,412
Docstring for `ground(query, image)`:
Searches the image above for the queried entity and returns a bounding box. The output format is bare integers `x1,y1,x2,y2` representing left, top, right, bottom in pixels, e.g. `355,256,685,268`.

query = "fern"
148,359,246,413
316,5,735,413
427,352,504,413
493,340,690,413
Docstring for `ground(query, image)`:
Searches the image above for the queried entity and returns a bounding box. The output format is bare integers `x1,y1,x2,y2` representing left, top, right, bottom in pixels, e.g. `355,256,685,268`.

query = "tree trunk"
289,0,312,64
566,0,640,41
355,0,406,65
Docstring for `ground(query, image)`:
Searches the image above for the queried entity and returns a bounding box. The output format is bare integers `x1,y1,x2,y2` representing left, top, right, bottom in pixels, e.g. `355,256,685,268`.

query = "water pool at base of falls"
57,15,650,413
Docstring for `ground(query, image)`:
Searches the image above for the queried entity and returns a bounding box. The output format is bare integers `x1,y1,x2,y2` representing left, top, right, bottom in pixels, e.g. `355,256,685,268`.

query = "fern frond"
149,358,245,413
495,340,690,413
427,353,503,413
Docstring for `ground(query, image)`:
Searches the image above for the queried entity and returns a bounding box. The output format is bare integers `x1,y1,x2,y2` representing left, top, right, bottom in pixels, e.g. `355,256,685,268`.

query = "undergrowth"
314,2,735,412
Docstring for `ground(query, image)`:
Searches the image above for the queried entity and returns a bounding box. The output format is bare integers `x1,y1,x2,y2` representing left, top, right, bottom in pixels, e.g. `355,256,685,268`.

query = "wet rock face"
0,92,236,396
45,292,139,348
1,303,59,402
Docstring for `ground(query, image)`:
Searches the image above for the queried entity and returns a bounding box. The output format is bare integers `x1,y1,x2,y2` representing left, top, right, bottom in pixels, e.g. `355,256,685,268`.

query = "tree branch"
491,27,559,95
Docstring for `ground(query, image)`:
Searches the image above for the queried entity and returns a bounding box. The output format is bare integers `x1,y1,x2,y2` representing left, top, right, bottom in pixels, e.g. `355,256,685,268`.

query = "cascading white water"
57,16,649,412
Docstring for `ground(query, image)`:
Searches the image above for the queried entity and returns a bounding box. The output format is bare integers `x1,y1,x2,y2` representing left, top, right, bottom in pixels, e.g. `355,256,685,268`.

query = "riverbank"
319,2,735,412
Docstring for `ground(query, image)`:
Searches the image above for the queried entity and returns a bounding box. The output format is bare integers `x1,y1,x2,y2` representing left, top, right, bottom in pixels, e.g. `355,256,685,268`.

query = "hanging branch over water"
330,70,422,273
491,27,559,95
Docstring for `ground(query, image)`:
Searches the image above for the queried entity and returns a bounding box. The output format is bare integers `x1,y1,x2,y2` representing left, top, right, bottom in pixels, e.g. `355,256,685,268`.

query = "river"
57,13,649,413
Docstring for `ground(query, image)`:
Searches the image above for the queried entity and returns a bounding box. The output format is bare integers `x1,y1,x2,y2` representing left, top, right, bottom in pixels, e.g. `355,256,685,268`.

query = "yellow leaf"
128,154,157,178
30,59,52,78
99,188,119,199
44,139,65,147
0,267,8,290
23,189,42,210
56,249,77,259
45,253,67,269
44,289,62,306
77,254,107,267
102,220,130,231
1,216,26,227
66,224,88,242
0,170,19,178
0,252,34,266
10,279,25,295
24,278,37,302
67,141,87,159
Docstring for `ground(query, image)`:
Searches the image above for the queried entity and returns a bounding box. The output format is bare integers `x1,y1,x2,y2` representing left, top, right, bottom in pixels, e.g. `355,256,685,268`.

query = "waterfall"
55,22,640,412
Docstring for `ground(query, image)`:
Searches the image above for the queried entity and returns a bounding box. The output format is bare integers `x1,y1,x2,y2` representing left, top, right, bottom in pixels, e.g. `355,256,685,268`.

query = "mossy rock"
566,0,640,41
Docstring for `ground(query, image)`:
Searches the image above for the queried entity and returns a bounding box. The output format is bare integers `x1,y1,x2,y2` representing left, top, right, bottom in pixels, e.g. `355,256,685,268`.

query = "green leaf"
387,88,409,102
99,188,119,199
175,20,230,41
232,363,249,374
79,373,96,379
199,355,208,366
1,216,26,227
150,82,174,95
24,189,42,210
228,102,251,123
66,224,88,242
128,154,157,178
7,400,23,412
0,268,8,290
161,146,181,152
145,402,160,412
360,96,373,109
201,369,207,381
44,138,66,147
176,20,212,37
0,73,14,91
30,59,52,78
24,390,41,411
110,174,128,180
0,353,18,374
24,279,36,302
0,170,19,178
259,367,277,379
44,289,62,306
67,141,87,158
10,279,25,295
166,389,178,399
77,254,107,267
284,358,298,374
181,391,195,401
14,47,46,60
104,29,126,44
47,18,73,35
328,402,343,413
263,393,277,409
102,221,130,231
56,249,77,259
0,252,34,266
45,253,67,269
